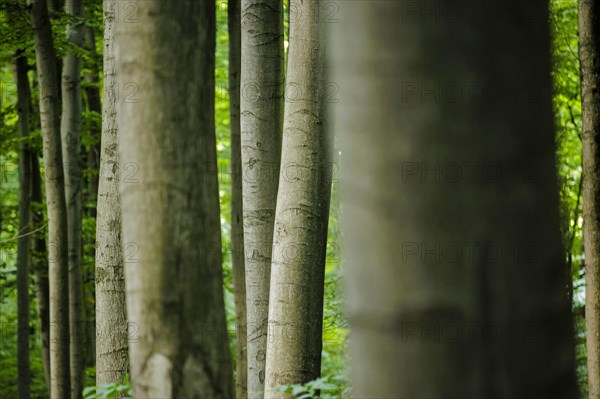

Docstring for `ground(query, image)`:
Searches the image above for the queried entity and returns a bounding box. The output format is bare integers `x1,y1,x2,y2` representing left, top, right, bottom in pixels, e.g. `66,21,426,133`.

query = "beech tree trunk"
94,0,128,386
263,0,330,396
16,49,32,399
580,0,600,397
30,0,71,396
115,0,234,396
330,1,577,397
60,0,85,396
240,0,284,395
230,0,248,397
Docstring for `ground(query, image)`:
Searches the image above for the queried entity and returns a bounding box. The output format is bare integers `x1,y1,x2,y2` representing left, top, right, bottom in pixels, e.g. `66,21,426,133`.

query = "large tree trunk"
230,0,247,397
114,1,234,396
94,0,128,386
32,152,51,393
331,1,578,397
15,49,32,399
60,0,85,396
30,0,71,396
580,0,600,397
240,0,284,395
263,0,330,396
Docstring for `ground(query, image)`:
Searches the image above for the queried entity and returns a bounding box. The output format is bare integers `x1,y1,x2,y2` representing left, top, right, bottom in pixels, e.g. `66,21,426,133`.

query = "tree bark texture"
115,0,234,396
30,0,71,395
240,0,284,395
264,0,331,396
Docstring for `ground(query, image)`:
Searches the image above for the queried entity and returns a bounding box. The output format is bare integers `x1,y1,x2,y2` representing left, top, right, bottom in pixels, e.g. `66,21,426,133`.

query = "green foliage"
0,278,48,398
82,375,132,399
549,0,587,396
0,70,48,396
275,375,349,399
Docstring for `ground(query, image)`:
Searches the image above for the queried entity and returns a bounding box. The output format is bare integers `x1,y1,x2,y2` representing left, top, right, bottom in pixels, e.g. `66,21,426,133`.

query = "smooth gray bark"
94,0,129,386
30,0,71,396
264,0,331,397
330,1,578,397
230,0,248,397
114,0,234,396
240,0,284,395
60,0,85,396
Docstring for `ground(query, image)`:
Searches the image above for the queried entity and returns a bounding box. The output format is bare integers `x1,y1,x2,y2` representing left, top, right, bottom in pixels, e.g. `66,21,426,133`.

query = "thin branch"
0,222,47,244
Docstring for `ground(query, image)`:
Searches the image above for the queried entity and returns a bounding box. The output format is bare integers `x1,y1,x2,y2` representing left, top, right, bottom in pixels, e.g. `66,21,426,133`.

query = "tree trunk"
330,1,577,397
15,49,32,399
230,0,247,397
30,0,71,396
263,0,330,396
32,152,51,393
60,0,85,396
115,1,234,396
240,0,284,395
580,0,600,397
94,0,128,386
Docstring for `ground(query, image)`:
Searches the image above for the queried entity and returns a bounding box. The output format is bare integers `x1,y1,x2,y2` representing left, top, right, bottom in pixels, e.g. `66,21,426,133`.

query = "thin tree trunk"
230,0,247,397
15,49,32,399
94,0,128,386
18,12,51,394
115,1,234,396
331,1,577,397
32,152,51,393
240,0,284,395
263,0,330,396
580,0,600,397
60,0,85,396
30,0,71,396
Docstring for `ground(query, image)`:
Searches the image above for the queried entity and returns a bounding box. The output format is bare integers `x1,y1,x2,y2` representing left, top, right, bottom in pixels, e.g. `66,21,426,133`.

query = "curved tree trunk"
115,0,234,396
230,0,248,397
30,0,71,396
331,1,577,397
15,49,32,399
240,0,284,395
264,0,330,396
580,0,600,397
94,0,129,386
60,0,85,396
